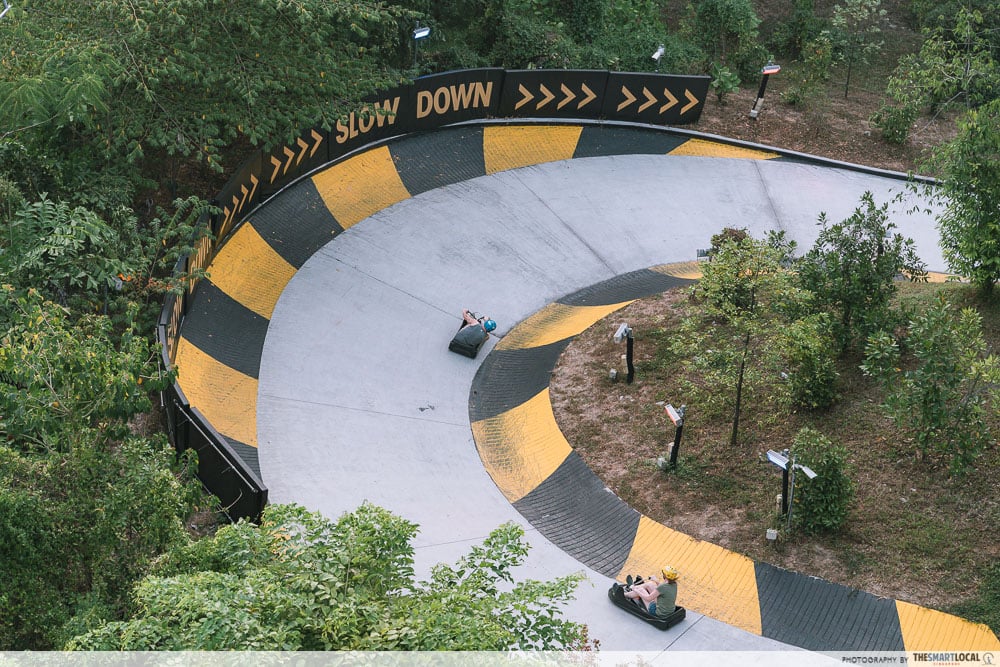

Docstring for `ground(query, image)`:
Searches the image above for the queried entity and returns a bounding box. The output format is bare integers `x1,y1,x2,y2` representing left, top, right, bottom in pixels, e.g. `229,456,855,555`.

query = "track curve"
175,121,998,652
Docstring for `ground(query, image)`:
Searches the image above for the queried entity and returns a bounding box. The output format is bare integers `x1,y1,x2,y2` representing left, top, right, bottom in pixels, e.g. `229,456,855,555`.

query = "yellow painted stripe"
496,301,634,351
207,223,296,320
925,271,965,284
896,600,1000,651
483,125,584,175
652,261,704,280
312,145,411,230
669,138,780,160
174,337,258,448
471,388,572,504
619,515,762,635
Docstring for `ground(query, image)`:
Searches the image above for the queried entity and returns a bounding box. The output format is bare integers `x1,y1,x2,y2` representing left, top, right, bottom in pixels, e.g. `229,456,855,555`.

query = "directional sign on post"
604,73,710,125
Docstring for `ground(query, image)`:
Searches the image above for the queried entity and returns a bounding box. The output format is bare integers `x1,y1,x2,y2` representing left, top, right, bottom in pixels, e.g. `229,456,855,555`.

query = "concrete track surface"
174,122,999,657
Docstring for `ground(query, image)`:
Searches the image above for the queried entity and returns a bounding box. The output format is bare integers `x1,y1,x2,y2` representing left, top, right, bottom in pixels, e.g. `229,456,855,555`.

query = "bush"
790,427,854,535
710,62,741,103
870,102,919,144
784,314,840,410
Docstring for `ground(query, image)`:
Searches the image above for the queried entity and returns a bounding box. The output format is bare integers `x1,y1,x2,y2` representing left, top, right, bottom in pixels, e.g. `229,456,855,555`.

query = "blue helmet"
483,319,497,332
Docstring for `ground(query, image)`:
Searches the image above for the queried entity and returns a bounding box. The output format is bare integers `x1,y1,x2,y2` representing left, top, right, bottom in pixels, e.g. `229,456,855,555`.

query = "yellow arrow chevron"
681,88,699,114
282,146,295,174
558,83,576,110
617,85,637,112
579,83,597,109
638,86,657,113
309,129,323,157
538,84,555,109
295,137,309,166
269,156,282,183
660,87,678,113
515,84,534,111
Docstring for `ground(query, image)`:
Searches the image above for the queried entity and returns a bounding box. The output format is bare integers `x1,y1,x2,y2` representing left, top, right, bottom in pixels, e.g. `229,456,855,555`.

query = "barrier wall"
158,68,709,523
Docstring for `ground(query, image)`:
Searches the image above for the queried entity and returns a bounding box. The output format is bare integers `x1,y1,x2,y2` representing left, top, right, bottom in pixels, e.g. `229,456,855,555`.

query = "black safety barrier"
157,67,710,523
158,292,268,522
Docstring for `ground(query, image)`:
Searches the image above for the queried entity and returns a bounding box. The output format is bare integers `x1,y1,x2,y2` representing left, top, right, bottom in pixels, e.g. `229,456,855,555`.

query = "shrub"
710,62,741,103
784,314,840,410
790,427,854,535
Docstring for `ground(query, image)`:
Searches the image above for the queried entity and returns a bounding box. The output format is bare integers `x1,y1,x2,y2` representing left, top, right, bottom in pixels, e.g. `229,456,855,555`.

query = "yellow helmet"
661,566,679,581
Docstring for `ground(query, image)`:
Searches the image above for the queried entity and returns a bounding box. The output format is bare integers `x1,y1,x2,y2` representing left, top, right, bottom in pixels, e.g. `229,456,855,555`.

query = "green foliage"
783,313,840,410
710,62,741,103
0,195,125,306
66,503,589,651
872,8,1000,143
790,427,854,534
830,0,886,99
861,295,1000,474
687,0,768,80
0,286,165,452
0,437,197,649
780,31,837,106
671,231,812,444
770,0,827,57
930,98,1000,292
798,191,927,353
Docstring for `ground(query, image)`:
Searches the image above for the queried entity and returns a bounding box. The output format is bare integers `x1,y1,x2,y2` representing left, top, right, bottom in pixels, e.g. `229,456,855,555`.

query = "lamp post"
613,323,634,384
652,44,665,73
764,448,817,528
749,61,781,119
412,24,431,69
664,403,685,469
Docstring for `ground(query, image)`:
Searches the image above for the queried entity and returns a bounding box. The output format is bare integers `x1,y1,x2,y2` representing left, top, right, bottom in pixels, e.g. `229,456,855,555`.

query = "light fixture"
412,25,432,68
0,1,12,19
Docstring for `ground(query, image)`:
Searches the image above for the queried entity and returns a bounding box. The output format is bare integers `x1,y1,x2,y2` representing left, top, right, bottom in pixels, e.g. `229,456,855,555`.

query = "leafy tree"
0,0,412,179
861,295,1000,474
783,313,840,410
789,427,854,534
829,0,886,99
929,98,1000,293
797,191,927,353
871,8,1000,143
672,231,811,445
686,0,768,80
0,286,163,453
66,503,590,651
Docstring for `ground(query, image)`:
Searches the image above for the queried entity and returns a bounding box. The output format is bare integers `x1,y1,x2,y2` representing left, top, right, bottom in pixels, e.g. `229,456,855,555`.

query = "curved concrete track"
175,122,999,654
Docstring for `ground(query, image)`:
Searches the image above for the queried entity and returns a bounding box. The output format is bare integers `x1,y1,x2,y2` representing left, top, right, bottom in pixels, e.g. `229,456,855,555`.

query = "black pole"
781,466,789,515
750,74,771,118
625,332,634,384
668,406,685,468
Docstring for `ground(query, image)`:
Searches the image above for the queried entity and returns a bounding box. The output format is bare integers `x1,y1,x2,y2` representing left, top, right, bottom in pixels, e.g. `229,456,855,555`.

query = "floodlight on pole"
613,323,634,384
412,24,431,68
749,60,781,119
764,448,818,528
652,44,665,72
0,1,12,19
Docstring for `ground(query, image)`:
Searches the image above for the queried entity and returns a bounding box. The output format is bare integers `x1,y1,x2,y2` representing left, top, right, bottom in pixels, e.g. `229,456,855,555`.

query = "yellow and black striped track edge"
174,123,787,478
468,262,998,652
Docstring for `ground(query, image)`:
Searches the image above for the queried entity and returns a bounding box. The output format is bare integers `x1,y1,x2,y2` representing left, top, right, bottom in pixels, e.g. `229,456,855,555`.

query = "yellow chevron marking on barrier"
925,271,965,283
896,600,1000,651
619,515,762,636
471,388,572,504
208,223,296,320
312,145,411,229
483,125,583,175
496,301,634,351
174,338,258,448
669,138,780,160
651,261,704,280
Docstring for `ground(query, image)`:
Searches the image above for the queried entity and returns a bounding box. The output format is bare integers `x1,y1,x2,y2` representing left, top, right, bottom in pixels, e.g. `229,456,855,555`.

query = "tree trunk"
730,332,751,446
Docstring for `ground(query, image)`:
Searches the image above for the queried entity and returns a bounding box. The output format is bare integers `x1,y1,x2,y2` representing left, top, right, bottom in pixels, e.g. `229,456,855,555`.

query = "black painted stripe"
756,561,905,651
226,438,261,480
514,451,641,578
180,280,268,379
574,125,689,159
246,178,343,269
558,268,693,307
388,125,487,195
469,341,568,423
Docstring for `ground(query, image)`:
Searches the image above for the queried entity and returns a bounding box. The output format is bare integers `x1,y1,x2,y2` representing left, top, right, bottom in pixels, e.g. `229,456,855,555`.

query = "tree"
830,0,886,99
930,98,1000,293
672,231,812,445
66,503,590,651
789,427,854,534
797,191,927,353
686,0,768,80
871,8,1000,143
861,295,1000,474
